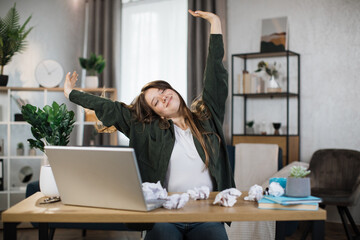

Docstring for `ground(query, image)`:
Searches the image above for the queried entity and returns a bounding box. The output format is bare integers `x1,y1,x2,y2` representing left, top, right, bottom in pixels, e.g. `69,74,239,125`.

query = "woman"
64,10,234,240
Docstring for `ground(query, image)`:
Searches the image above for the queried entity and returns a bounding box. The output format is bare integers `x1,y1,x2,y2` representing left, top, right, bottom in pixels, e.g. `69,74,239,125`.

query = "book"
0,159,3,190
264,195,322,206
258,198,318,211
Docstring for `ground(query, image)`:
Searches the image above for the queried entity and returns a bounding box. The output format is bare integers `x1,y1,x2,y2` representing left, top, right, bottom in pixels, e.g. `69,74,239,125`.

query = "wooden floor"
0,222,355,240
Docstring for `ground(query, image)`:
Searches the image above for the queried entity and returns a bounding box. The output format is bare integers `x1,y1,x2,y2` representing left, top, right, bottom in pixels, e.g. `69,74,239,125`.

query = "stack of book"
258,195,322,211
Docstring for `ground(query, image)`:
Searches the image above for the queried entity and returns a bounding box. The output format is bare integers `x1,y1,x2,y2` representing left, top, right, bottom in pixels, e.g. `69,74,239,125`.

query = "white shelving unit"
0,87,118,210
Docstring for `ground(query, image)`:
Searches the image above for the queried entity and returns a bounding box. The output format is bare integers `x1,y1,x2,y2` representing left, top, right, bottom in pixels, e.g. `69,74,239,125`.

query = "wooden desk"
2,192,326,240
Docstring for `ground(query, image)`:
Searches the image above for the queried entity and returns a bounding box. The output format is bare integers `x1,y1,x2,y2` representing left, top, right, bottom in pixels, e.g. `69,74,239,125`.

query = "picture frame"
260,16,288,52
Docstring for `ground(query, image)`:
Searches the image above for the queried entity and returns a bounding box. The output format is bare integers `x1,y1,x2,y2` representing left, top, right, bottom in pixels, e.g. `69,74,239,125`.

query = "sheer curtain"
120,0,188,106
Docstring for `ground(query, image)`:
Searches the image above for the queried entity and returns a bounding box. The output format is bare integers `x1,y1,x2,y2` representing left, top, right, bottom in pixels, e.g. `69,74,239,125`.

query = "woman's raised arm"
188,10,222,34
64,71,78,99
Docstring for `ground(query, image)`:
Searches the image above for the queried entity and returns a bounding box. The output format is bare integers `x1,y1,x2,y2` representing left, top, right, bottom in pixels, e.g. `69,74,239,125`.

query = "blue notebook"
258,198,319,211
264,195,322,206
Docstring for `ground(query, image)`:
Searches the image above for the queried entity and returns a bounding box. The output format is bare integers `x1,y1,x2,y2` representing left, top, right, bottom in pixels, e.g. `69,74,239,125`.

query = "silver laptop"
45,146,165,211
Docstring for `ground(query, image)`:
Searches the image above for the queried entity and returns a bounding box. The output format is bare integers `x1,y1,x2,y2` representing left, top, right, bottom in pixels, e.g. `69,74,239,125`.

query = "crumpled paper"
268,181,285,197
142,181,168,201
244,184,263,201
187,186,210,200
163,193,190,209
213,188,242,207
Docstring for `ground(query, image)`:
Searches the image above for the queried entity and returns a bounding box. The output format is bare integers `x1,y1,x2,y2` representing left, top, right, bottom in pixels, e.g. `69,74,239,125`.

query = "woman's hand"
64,71,78,99
188,10,222,34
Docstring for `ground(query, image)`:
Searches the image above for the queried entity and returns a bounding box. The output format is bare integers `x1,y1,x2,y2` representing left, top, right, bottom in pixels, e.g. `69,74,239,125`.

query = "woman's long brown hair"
129,80,213,167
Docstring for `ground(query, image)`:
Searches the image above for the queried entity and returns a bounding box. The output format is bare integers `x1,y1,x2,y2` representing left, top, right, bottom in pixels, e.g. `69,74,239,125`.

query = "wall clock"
35,59,64,88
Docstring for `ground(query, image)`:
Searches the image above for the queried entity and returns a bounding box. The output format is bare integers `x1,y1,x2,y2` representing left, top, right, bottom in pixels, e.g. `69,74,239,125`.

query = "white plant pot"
85,76,99,88
40,165,60,197
285,177,311,197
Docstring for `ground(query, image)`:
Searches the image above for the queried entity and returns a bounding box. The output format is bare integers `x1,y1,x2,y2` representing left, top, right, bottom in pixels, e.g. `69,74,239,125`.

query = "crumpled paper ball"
187,186,210,200
142,181,168,201
244,184,263,201
163,193,190,209
268,181,285,197
213,188,242,207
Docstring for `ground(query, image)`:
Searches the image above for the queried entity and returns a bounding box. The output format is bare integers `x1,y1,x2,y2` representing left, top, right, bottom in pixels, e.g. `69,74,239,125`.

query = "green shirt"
70,34,235,191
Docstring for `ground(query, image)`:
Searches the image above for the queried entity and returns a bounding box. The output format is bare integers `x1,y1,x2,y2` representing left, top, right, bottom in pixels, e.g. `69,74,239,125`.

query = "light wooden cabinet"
0,87,117,210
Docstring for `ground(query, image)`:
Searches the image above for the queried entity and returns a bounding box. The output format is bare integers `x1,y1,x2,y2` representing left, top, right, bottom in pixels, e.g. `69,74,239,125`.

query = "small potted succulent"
285,166,311,197
16,142,24,156
246,120,255,134
28,144,36,156
79,53,106,88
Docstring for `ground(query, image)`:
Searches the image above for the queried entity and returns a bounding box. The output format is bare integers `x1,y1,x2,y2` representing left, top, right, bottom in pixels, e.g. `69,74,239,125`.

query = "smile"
166,96,172,107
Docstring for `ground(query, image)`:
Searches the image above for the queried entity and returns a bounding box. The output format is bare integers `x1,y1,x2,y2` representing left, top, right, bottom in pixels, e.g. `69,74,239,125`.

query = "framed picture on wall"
260,16,288,52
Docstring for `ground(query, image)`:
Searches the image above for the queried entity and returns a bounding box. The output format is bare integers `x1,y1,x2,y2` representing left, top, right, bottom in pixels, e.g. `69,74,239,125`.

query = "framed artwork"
260,16,288,52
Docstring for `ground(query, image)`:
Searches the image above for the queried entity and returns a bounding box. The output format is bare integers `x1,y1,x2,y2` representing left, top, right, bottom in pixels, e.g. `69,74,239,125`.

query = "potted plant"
21,101,75,197
79,53,106,88
28,144,36,156
285,166,311,197
246,120,255,134
0,3,33,86
16,142,24,156
255,61,281,93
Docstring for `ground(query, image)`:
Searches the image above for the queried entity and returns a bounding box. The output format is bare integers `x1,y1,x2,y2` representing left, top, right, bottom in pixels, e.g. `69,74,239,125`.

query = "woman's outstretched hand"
64,71,78,99
188,10,222,34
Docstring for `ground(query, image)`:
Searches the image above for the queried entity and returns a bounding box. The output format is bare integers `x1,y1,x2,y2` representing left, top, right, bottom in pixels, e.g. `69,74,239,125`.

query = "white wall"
0,0,84,87
227,0,360,224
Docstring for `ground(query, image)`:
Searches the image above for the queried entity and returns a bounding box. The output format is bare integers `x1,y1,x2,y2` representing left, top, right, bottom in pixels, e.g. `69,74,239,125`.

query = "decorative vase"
267,75,281,93
85,76,99,88
28,148,36,156
39,165,60,197
272,122,281,135
0,75,8,86
246,126,254,134
16,148,24,156
285,177,311,197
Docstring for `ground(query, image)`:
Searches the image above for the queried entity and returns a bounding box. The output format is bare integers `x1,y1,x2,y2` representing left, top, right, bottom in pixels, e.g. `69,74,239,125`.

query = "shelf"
232,50,300,59
9,187,27,193
233,134,298,137
0,86,116,93
231,50,300,166
232,92,298,98
1,121,97,125
0,86,119,210
9,156,44,159
0,189,27,194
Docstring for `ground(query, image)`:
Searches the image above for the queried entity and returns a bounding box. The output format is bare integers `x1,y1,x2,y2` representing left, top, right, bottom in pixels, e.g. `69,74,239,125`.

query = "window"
120,0,188,105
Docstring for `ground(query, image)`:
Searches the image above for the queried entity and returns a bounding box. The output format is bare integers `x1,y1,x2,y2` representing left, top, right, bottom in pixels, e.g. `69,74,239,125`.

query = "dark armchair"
306,149,360,240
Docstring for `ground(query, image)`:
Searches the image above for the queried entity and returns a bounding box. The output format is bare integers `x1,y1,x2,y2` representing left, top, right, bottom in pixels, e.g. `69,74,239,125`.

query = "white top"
164,125,213,192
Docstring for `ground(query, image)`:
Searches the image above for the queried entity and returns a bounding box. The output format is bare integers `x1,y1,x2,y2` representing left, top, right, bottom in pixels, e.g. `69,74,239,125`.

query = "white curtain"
120,0,188,105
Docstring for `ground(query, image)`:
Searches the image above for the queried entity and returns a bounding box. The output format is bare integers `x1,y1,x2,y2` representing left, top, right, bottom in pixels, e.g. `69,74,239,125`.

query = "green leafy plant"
255,61,279,78
21,102,75,152
289,166,311,178
0,3,33,75
246,120,254,128
17,142,24,149
79,53,106,76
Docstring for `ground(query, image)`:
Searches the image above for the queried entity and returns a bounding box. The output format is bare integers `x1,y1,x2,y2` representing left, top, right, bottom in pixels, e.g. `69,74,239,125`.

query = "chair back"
309,149,360,205
234,143,279,191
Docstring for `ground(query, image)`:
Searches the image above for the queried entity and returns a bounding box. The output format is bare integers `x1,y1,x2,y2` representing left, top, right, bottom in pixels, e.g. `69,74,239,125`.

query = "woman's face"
144,88,181,119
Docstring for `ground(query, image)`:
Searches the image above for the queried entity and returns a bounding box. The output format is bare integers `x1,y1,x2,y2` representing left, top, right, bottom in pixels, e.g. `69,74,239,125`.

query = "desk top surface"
2,192,326,223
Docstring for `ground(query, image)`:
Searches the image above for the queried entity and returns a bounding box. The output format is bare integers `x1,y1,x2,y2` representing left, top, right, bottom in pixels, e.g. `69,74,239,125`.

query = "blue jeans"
144,222,228,240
